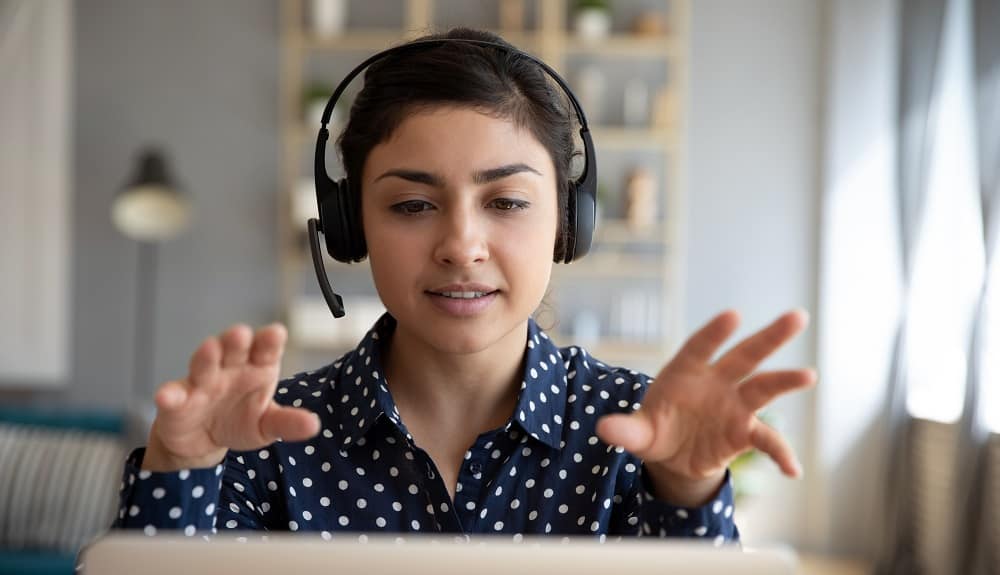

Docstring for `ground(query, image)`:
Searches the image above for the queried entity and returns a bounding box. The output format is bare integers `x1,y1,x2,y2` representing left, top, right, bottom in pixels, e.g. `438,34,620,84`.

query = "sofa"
0,407,134,575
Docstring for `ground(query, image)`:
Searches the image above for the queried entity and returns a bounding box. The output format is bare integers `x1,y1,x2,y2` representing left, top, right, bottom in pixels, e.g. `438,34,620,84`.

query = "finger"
749,420,802,478
739,369,817,411
249,323,288,367
189,336,222,386
258,405,321,443
595,413,655,457
714,309,809,381
220,324,253,368
154,380,190,412
673,310,741,368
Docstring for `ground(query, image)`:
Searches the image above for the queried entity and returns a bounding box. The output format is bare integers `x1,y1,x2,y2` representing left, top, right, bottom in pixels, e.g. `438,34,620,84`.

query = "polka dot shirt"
114,314,738,543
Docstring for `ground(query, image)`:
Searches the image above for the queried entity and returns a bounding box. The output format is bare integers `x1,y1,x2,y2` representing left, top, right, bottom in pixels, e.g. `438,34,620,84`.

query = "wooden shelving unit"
278,0,689,375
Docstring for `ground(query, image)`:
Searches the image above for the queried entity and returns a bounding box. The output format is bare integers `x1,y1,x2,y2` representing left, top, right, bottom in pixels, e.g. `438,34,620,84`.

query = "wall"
0,0,281,407
686,0,825,549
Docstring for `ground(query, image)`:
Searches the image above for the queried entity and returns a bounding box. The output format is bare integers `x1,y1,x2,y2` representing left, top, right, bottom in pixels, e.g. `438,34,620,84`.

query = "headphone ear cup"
338,177,367,261
318,177,352,262
567,177,597,263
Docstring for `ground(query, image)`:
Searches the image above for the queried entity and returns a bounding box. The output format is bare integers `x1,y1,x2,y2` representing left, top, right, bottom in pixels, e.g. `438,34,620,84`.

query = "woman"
114,28,814,542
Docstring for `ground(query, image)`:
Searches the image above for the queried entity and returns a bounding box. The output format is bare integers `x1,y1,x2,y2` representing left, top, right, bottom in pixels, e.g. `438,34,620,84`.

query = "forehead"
362,106,554,180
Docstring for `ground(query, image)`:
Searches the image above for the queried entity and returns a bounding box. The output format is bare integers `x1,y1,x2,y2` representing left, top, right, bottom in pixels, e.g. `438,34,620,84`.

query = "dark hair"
337,28,577,259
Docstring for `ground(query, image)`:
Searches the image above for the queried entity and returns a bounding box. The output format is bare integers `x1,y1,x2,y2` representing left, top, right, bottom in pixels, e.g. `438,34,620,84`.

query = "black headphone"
308,38,598,318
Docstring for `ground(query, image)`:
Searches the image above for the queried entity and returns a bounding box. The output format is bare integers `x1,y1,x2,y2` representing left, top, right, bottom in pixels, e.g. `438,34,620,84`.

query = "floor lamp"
111,147,190,407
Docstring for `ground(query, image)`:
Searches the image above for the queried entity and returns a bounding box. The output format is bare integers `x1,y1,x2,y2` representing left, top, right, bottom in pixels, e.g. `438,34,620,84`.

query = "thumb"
596,412,655,456
259,405,321,443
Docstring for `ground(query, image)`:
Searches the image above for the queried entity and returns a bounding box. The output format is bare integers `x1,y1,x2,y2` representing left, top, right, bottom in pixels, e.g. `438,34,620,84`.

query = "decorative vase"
310,0,347,37
574,8,611,40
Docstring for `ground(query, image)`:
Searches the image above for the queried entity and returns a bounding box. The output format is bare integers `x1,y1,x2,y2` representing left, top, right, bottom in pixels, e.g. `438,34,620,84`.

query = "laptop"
80,533,798,574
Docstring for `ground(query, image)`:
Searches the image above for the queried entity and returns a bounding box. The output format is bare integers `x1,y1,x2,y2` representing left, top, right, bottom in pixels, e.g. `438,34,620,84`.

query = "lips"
426,283,499,298
424,283,500,317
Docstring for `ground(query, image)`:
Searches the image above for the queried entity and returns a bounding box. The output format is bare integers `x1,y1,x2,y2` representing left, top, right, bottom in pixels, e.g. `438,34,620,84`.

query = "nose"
433,204,489,267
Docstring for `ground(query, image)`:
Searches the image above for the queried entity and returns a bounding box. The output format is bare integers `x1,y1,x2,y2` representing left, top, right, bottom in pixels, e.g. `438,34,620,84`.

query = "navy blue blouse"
114,314,738,542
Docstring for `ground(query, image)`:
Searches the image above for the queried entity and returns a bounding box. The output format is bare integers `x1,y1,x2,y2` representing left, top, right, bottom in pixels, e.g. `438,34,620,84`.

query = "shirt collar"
328,313,568,451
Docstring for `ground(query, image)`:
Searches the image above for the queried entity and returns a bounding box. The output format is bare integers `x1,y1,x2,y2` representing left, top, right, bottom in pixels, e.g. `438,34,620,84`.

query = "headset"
309,38,598,319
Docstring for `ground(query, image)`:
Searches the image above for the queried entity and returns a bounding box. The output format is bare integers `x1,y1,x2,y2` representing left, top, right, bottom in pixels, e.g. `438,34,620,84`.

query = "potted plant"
573,0,612,40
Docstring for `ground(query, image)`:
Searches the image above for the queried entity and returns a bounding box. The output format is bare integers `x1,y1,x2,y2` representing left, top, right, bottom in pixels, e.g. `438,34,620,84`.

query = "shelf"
565,34,677,58
548,333,669,364
551,253,666,278
594,219,668,245
300,29,408,51
591,126,676,149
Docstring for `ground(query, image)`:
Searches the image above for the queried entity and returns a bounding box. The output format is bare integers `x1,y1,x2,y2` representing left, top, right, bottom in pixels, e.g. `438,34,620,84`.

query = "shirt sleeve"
112,447,267,535
626,466,740,544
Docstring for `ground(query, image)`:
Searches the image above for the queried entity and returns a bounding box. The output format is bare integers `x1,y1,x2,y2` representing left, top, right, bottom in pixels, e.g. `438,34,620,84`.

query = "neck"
383,319,528,432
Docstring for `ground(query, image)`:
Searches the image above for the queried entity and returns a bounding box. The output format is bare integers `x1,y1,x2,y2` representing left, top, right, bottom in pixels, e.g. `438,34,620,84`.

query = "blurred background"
1,0,998,574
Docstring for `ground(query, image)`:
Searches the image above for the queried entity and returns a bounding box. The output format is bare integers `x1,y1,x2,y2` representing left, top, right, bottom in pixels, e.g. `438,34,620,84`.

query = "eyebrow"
373,163,543,187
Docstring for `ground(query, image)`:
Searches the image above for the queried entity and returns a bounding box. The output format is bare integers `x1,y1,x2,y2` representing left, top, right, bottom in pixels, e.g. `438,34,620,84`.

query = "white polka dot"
302,477,313,487
411,520,420,530
339,516,350,526
575,485,586,495
510,499,520,509
205,503,215,516
466,501,476,510
376,517,387,528
408,484,419,495
676,509,689,519
266,481,277,492
712,500,723,514
694,526,708,536
226,519,238,529
393,502,403,512
143,525,156,536
229,503,240,513
625,463,637,473
289,521,299,531
304,445,315,455
543,488,554,498
167,506,182,519
529,510,538,521
558,504,568,514
440,502,450,513
138,470,152,480
338,480,349,490
184,525,196,536
357,498,367,509
258,449,269,460
303,510,313,521
494,521,504,531
525,479,535,488
128,505,140,517
178,469,190,480
152,487,165,499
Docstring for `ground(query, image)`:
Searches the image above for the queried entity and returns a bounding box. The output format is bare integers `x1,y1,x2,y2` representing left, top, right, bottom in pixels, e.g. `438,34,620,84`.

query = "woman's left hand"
595,309,815,506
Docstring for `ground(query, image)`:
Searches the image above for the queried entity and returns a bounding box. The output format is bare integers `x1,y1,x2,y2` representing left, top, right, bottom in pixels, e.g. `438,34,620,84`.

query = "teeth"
438,291,489,299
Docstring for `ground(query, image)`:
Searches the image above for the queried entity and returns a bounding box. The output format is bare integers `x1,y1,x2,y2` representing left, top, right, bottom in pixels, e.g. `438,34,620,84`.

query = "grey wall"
686,0,824,548
0,0,281,407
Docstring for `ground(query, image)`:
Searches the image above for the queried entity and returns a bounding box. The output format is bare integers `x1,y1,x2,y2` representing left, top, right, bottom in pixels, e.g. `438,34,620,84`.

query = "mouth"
424,284,500,316
427,290,499,299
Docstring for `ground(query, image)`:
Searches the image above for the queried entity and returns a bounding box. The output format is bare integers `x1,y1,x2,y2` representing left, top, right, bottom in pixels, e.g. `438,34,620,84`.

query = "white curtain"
0,0,72,384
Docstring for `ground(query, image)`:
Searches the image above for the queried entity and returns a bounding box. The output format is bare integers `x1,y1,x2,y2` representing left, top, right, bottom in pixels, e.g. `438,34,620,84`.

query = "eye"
488,198,530,211
391,200,435,215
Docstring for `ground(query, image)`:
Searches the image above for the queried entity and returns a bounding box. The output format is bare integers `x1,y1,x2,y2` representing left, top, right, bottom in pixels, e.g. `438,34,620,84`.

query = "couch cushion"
0,423,125,554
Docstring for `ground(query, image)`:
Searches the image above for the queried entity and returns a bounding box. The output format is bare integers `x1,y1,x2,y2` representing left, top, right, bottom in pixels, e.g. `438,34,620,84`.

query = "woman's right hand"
141,323,321,472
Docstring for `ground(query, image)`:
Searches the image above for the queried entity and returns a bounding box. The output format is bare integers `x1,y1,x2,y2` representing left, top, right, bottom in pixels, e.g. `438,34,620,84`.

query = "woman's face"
361,106,559,355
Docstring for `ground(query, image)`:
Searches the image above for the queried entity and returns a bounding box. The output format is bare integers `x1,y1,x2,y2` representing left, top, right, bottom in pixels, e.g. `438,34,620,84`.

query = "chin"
396,308,529,357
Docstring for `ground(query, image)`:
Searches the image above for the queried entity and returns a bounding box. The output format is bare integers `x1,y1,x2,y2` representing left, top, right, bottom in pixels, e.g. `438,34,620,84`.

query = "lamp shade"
112,148,190,241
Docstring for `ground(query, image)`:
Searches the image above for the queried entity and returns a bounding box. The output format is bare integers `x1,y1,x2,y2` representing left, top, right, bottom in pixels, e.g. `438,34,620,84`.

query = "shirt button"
469,462,482,474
